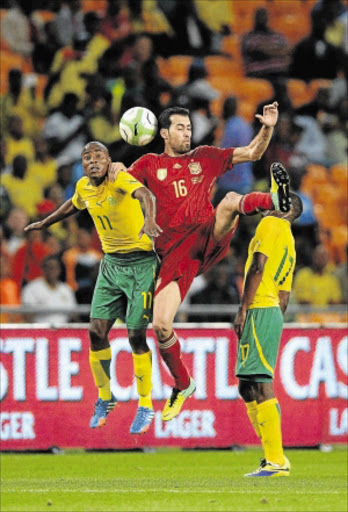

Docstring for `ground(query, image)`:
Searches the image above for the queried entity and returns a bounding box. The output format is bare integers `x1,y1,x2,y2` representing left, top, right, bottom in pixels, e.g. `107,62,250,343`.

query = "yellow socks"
257,398,285,465
246,401,261,438
133,351,152,409
89,348,112,401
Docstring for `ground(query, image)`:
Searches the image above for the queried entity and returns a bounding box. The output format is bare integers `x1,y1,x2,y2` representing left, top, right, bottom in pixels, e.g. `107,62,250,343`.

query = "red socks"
159,331,190,390
239,192,274,215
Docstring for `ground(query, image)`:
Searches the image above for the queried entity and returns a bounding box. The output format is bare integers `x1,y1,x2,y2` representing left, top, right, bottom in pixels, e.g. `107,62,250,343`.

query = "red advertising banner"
0,326,347,451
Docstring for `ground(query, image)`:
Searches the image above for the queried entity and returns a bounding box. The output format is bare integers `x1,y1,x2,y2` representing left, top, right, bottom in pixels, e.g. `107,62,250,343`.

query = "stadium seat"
308,79,333,97
330,164,348,186
81,0,107,13
204,56,238,78
34,10,56,23
271,14,310,44
287,79,311,107
237,78,274,104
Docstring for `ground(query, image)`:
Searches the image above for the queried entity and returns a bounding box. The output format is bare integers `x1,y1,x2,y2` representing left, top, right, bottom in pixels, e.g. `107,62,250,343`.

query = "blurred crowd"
0,0,347,324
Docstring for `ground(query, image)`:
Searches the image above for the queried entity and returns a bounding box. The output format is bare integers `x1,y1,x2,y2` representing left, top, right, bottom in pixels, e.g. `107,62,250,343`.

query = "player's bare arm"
232,101,279,164
278,290,290,314
108,162,127,182
234,251,267,339
133,187,163,238
24,199,78,232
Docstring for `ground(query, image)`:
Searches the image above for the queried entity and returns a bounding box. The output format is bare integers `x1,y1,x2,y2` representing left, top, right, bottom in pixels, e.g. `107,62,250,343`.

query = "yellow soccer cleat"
245,456,291,477
162,378,196,422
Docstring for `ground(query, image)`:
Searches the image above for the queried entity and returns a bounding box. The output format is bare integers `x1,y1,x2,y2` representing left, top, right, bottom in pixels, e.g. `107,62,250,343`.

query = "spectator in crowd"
62,227,103,292
241,8,290,92
43,93,87,166
45,31,92,110
21,255,77,323
0,69,46,138
312,0,348,53
0,254,21,323
87,90,121,146
293,244,342,322
0,185,12,222
52,0,85,48
100,0,133,44
1,155,43,218
28,136,59,191
193,0,233,54
213,96,254,204
2,207,29,256
1,0,33,58
82,11,110,74
324,98,348,166
289,8,342,81
11,228,51,289
189,266,239,322
32,20,60,74
334,245,348,304
4,115,35,166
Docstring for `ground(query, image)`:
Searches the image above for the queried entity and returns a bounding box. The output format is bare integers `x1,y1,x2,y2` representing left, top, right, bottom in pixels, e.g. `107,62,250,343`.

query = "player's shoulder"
133,152,159,165
194,145,220,156
75,176,90,190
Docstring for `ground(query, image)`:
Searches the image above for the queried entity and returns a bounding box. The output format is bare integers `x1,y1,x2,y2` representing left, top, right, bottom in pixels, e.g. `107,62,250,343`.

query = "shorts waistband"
104,250,157,265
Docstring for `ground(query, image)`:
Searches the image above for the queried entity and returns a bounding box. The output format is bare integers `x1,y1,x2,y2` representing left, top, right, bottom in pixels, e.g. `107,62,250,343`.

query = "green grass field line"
1,447,347,512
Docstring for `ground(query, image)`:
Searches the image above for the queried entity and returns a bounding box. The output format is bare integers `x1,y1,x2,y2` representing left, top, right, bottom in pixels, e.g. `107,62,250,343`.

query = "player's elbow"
249,149,263,161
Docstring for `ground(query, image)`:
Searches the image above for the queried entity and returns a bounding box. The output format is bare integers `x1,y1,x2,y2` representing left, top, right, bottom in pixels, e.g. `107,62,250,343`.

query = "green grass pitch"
1,447,347,512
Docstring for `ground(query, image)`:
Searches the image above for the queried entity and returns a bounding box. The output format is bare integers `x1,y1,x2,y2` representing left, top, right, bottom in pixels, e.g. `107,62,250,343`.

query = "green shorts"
91,251,159,329
235,307,283,382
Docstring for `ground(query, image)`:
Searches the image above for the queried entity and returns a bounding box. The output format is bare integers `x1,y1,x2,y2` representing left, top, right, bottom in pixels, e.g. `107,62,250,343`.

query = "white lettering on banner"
337,337,348,399
0,412,35,440
58,338,83,400
215,337,239,399
184,338,215,399
154,410,216,439
281,337,310,400
329,408,347,436
281,336,348,400
309,337,338,398
36,338,58,401
1,338,35,401
0,340,8,400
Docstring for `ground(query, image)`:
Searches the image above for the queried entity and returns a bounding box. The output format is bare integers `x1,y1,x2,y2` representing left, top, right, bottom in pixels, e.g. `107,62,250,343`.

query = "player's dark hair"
158,107,190,129
82,141,109,154
288,192,303,221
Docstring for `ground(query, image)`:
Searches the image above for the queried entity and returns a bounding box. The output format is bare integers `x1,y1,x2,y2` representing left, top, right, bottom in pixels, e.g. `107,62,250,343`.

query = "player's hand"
255,101,279,127
138,219,163,239
234,307,247,339
108,162,127,182
24,221,45,232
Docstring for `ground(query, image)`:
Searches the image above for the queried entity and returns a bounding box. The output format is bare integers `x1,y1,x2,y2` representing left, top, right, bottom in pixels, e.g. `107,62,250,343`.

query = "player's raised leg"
89,318,118,428
152,281,196,421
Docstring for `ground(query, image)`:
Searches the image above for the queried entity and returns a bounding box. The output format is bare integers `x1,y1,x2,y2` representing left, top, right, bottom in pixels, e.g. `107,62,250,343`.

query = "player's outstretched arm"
24,199,78,232
234,251,267,339
133,187,163,239
232,101,279,164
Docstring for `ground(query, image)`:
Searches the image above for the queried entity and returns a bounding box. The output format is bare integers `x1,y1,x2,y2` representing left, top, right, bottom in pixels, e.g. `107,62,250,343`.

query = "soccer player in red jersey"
109,102,291,421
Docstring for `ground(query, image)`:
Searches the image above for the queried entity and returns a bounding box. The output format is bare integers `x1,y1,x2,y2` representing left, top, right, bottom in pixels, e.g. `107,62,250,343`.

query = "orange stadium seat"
236,77,273,104
271,14,310,44
34,10,56,23
331,164,348,186
287,79,311,107
81,0,107,13
308,79,333,96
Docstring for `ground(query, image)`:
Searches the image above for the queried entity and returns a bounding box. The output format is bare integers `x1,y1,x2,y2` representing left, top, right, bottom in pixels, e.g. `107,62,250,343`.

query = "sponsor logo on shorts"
157,168,167,181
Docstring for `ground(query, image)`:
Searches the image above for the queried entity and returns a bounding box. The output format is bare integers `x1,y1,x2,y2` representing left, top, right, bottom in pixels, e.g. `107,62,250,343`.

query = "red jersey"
129,146,234,253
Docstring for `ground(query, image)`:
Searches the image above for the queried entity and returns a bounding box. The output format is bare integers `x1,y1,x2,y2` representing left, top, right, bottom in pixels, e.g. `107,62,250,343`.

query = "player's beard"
176,141,191,154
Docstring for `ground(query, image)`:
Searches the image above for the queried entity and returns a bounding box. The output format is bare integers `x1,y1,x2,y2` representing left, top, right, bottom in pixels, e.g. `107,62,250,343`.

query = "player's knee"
89,320,108,350
128,329,148,354
152,317,172,340
238,380,254,402
221,191,242,213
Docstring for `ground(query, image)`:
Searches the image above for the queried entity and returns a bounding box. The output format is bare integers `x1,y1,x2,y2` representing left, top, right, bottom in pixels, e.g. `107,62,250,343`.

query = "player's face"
82,146,110,182
165,115,192,154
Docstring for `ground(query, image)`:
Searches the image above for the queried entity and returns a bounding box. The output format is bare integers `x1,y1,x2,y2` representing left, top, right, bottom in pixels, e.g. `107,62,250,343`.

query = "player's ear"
160,128,168,141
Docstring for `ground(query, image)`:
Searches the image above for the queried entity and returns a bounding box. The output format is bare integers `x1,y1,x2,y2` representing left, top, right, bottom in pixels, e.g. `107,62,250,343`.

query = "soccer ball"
119,107,158,146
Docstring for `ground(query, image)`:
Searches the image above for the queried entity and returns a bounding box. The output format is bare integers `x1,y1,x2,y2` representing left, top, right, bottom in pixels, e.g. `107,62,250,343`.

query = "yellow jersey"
244,216,296,309
72,171,153,254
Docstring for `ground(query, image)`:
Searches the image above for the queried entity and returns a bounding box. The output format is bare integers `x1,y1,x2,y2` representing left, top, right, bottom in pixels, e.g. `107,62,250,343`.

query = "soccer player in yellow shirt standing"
25,141,162,435
234,165,303,477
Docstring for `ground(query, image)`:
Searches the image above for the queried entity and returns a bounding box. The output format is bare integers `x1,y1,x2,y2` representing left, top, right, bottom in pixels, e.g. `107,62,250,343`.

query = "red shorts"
155,214,239,300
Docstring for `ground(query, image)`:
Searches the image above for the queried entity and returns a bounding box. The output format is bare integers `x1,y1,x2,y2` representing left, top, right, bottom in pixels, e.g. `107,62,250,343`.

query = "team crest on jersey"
108,197,116,206
157,168,167,181
188,162,202,175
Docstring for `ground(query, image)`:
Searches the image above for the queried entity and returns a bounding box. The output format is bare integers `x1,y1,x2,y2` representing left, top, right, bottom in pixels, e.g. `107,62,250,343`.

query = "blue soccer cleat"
90,394,117,428
130,406,155,434
245,457,291,477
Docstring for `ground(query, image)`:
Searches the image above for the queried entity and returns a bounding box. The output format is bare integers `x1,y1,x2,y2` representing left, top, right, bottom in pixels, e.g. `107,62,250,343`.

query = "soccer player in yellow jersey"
234,170,303,477
25,141,162,435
